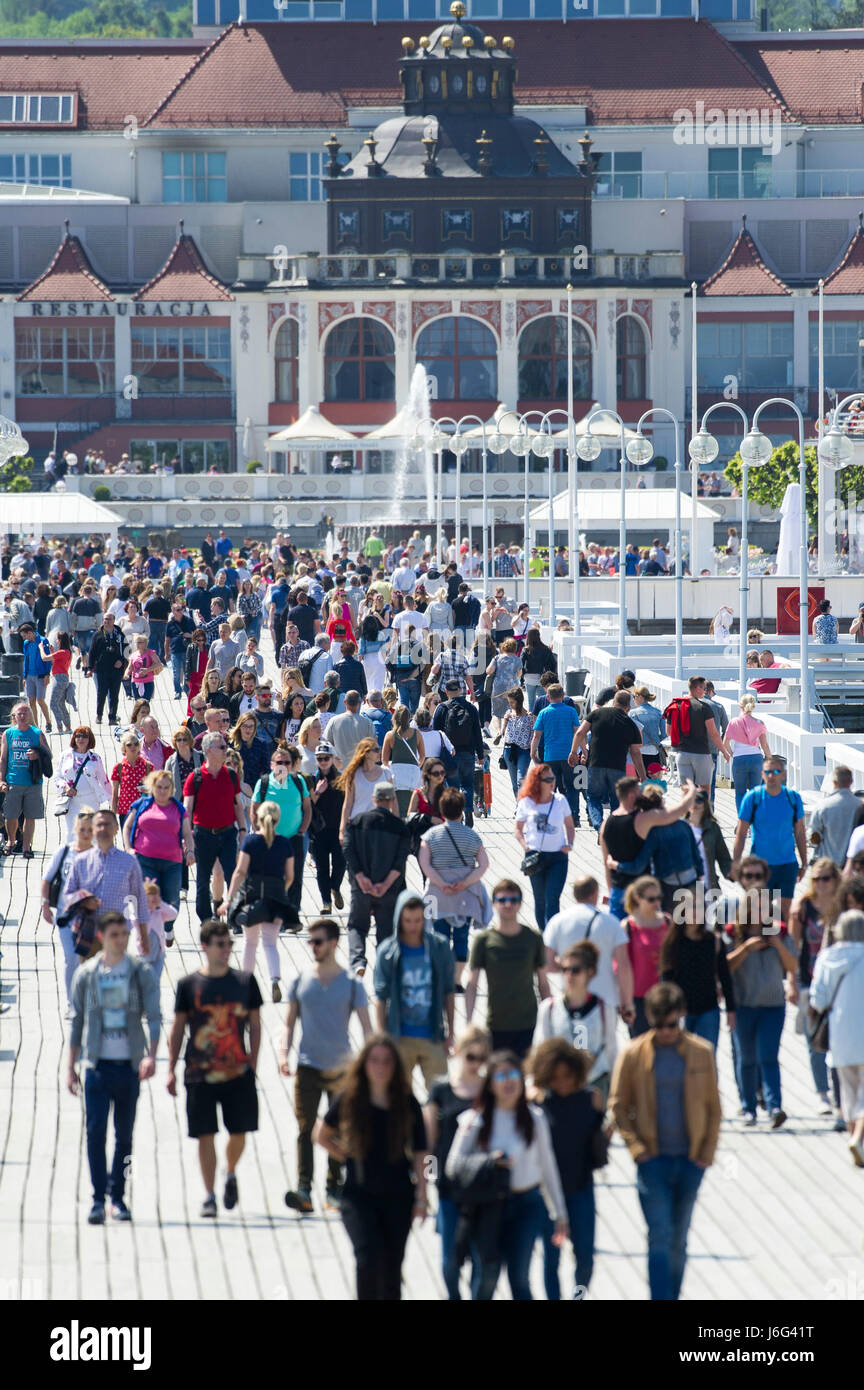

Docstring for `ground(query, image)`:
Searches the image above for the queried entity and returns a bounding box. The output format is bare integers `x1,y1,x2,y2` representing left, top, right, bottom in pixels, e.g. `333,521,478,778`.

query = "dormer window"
450,72,465,95
0,93,76,125
476,73,488,94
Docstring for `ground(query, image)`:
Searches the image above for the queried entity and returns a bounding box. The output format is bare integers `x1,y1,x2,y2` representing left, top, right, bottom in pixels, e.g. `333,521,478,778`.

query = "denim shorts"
24,676,47,699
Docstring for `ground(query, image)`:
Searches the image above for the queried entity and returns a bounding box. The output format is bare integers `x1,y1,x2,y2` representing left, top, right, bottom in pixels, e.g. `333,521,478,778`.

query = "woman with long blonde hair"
338,738,385,840
297,715,323,776
219,798,295,1003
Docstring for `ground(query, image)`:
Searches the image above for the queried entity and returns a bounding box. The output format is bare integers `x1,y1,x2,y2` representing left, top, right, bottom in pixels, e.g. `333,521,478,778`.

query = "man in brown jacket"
610,981,722,1300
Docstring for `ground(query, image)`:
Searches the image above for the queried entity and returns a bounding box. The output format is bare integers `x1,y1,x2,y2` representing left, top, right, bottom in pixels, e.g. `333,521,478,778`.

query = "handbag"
391,736,423,791
806,964,849,1054
590,1125,610,1170
54,751,91,817
520,815,548,877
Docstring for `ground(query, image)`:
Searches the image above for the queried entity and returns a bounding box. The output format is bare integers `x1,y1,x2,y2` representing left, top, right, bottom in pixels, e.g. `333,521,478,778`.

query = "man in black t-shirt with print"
167,918,262,1219
575,690,645,833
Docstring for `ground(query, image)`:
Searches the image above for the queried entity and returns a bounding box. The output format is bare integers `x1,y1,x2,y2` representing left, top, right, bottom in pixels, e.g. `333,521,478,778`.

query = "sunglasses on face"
429,768,445,777
494,895,521,905
657,1019,681,1031
813,874,836,883
316,755,332,762
540,775,556,784
741,872,764,882
309,938,327,948
641,894,661,903
764,768,782,776
562,965,586,975
493,1069,522,1084
273,760,291,766
463,1052,487,1064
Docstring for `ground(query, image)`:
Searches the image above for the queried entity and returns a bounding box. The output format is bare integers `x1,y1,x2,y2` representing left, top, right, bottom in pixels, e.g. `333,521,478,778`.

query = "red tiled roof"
820,216,864,294
143,18,784,128
701,222,791,297
17,228,113,301
133,230,233,301
0,43,202,130
733,37,864,123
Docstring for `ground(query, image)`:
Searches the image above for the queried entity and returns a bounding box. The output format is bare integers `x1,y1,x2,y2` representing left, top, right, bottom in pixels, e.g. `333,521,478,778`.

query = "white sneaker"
849,1138,864,1168
818,1093,833,1116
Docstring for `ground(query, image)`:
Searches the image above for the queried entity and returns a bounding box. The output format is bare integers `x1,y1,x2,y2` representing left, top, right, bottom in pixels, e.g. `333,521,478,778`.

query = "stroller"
473,745,492,818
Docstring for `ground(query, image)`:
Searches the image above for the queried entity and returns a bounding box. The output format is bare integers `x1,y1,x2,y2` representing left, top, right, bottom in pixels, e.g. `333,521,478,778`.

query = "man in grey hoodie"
373,890,455,1093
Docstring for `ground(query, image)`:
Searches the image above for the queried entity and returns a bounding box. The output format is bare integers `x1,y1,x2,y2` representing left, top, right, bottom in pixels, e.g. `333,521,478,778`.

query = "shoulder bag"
54,752,92,817
520,814,548,878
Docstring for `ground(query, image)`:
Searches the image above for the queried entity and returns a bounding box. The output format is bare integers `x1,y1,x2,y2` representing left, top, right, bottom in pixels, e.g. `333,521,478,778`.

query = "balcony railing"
255,250,686,286
595,170,864,200
29,392,238,435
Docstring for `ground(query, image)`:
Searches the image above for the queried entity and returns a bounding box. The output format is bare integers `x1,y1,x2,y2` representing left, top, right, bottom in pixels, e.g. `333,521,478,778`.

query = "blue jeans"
437,1195,480,1301
685,1009,720,1050
147,621,167,659
507,747,531,797
395,677,420,713
136,853,183,911
585,766,621,832
75,629,94,660
548,758,581,823
84,1060,140,1206
433,917,469,963
193,825,238,921
807,1026,829,1094
543,1186,595,1299
246,614,262,643
734,1005,785,1114
732,754,763,813
609,883,629,922
636,1154,704,1300
529,850,569,931
133,681,154,702
170,651,186,697
475,1187,546,1300
447,750,476,819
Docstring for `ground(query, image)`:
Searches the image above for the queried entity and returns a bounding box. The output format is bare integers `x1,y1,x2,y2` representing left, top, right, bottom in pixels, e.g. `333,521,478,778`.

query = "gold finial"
401,36,415,51
483,34,495,49
418,34,430,48
501,35,515,49
441,34,452,49
450,0,466,17
462,34,473,48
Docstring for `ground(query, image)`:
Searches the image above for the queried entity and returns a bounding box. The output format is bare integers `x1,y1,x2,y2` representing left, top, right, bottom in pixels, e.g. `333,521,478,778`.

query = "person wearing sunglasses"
610,981,721,1301
732,755,807,920
621,876,672,1038
465,880,549,1059
532,941,610,1102
446,1050,567,1300
727,862,798,1128
788,858,842,1117
514,762,576,932
281,917,372,1214
307,741,346,915
423,1024,490,1300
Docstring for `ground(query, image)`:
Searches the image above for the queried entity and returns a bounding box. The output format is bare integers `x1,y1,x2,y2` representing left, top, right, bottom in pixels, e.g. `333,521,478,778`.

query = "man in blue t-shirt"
373,892,455,1092
19,622,52,730
530,683,582,825
732,755,807,917
0,700,50,856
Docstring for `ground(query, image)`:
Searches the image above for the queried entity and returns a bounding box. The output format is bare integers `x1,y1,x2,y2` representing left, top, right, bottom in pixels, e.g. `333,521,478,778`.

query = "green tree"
724,438,864,528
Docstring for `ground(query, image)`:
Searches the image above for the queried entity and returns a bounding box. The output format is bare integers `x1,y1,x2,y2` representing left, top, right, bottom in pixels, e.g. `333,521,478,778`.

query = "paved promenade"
1,643,863,1301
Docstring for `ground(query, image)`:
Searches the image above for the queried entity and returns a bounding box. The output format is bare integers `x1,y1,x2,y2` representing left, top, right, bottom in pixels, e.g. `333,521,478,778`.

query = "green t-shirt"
364,536,385,558
252,772,308,840
468,924,546,1031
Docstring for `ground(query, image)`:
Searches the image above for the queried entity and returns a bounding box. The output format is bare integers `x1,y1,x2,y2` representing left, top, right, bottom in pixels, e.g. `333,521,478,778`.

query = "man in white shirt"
304,634,334,695
391,557,416,596
543,874,635,1069
392,594,429,637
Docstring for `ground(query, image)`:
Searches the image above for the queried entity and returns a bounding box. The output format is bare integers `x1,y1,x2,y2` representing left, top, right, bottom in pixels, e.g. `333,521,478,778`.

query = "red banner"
776,586,823,635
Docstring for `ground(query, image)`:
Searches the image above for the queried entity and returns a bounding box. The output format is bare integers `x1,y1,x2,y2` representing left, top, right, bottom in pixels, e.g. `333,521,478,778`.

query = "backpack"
298,647,323,675
47,843,70,908
127,794,185,852
662,697,692,748
258,772,307,804
444,700,475,750
746,784,798,828
190,766,240,813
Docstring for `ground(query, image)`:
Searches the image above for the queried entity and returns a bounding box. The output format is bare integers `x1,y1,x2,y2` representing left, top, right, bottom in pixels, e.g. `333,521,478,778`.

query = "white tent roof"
553,405,640,444
358,404,421,444
265,407,357,449
529,488,722,525
1,492,124,537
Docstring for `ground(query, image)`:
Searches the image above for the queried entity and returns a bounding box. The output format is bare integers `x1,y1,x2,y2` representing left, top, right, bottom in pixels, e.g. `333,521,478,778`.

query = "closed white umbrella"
775,481,801,575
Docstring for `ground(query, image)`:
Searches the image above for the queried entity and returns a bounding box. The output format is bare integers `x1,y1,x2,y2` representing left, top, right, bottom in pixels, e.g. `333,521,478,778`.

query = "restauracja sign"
24,302,218,317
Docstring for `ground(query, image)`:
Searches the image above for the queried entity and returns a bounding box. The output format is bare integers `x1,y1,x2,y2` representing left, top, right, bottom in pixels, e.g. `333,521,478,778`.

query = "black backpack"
444,700,475,750
47,844,70,908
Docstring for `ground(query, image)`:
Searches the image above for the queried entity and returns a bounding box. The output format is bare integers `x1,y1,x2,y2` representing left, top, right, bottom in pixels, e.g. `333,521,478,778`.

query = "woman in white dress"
53,725,112,840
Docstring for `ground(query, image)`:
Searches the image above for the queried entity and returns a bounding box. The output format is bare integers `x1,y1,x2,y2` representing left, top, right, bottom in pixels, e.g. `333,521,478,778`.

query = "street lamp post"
690,402,751,695
627,407,685,681
576,409,628,658
450,413,489,587
531,408,573,625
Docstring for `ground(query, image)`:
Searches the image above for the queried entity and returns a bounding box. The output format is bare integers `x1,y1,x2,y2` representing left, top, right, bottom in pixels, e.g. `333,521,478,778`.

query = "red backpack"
662,697,692,748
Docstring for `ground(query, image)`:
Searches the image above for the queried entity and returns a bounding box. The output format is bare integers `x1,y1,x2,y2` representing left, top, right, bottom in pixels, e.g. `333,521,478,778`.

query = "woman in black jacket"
520,629,557,714
306,741,346,914
659,915,735,1051
333,639,367,699
88,614,127,724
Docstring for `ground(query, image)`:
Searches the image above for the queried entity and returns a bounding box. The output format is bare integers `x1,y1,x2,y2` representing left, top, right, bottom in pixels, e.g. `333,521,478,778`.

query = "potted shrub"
246,459,263,474
93,484,111,501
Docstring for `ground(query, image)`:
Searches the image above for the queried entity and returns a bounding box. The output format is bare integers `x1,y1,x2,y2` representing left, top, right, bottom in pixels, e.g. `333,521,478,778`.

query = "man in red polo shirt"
183,730,246,922
749,648,790,698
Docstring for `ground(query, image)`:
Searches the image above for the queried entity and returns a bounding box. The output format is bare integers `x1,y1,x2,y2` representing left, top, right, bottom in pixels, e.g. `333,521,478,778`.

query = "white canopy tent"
529,487,721,563
0,493,125,546
356,404,422,445
265,407,357,450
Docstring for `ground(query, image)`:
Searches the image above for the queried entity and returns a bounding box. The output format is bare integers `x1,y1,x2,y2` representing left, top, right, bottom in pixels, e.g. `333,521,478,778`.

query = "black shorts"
185,1069,259,1139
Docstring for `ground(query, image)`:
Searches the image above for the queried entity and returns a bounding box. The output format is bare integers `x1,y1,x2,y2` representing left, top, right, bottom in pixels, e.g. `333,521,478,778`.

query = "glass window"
15,322,114,396
131,324,231,395
416,315,497,401
290,151,323,202
616,315,647,399
595,151,642,199
162,151,227,203
0,92,75,124
274,318,299,402
518,315,592,400
698,320,793,390
708,147,772,199
0,152,71,186
324,316,395,401
809,320,864,394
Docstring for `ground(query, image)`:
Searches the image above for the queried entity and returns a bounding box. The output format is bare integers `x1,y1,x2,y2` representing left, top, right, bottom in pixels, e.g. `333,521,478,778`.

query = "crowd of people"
2,524,864,1303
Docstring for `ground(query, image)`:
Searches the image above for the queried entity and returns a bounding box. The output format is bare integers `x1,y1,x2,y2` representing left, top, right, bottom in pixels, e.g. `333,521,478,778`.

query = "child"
49,633,77,734
643,760,668,794
128,634,162,700
143,879,177,971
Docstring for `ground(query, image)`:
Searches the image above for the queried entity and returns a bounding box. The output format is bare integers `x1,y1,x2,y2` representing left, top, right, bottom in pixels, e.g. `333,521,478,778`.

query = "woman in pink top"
725,694,771,813
123,767,195,911
622,875,673,1037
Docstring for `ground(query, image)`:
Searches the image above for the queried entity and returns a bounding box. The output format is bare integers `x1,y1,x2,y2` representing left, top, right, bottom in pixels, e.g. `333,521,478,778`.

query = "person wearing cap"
342,781,412,977
850,601,864,644
307,741,346,915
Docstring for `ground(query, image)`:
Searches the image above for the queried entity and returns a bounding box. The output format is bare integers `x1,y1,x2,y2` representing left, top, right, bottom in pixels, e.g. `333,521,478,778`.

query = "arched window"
518,315,592,401
274,318,298,402
617,315,647,400
416,315,497,400
324,317,395,402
